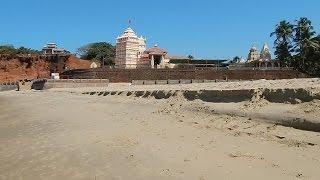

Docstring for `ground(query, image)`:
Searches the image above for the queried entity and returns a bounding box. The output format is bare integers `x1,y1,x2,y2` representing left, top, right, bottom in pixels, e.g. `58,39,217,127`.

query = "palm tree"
271,20,294,44
270,20,294,65
293,17,319,68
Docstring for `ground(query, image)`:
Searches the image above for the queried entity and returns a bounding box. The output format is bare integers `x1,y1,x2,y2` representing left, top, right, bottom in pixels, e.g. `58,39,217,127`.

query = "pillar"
161,55,165,67
151,55,154,69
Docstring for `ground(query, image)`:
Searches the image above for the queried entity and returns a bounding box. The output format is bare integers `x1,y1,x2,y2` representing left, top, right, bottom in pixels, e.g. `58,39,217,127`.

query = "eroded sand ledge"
84,88,320,104
83,87,320,132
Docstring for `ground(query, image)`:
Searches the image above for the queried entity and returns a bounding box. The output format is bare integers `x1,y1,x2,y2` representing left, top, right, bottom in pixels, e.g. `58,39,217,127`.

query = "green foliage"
187,55,194,60
77,42,115,66
232,56,241,63
271,18,320,76
0,45,16,58
16,47,41,55
293,18,320,75
0,45,40,59
270,20,294,65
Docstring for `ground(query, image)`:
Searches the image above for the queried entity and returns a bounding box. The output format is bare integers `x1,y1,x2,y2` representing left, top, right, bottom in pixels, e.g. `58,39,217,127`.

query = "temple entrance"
145,45,168,69
154,55,161,66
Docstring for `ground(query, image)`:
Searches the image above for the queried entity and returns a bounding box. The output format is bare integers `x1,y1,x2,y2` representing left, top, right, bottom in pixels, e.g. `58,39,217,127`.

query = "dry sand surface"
49,78,320,92
1,78,320,180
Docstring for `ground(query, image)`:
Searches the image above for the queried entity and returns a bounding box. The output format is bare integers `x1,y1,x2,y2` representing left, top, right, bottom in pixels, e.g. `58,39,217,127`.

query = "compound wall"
61,69,309,83
32,79,109,90
0,83,18,92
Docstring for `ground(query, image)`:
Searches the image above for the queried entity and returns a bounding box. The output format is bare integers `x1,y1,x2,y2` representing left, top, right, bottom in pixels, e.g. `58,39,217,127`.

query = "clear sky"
1,0,319,59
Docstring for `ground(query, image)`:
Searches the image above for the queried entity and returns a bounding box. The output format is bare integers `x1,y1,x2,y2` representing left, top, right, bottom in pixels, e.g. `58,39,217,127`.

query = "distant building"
115,27,170,69
260,43,272,61
138,44,170,68
232,57,247,64
42,43,69,55
115,28,146,69
247,46,260,62
90,60,101,69
247,43,272,62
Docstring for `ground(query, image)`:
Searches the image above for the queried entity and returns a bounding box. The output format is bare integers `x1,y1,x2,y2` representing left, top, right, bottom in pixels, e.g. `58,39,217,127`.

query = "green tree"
16,46,41,55
270,20,294,66
302,35,320,75
0,45,40,59
0,45,16,58
232,56,241,63
293,17,319,69
77,42,115,66
314,36,320,75
187,55,194,60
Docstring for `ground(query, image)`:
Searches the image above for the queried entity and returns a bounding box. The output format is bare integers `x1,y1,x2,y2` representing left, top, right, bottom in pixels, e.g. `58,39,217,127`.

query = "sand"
48,78,320,92
1,79,320,180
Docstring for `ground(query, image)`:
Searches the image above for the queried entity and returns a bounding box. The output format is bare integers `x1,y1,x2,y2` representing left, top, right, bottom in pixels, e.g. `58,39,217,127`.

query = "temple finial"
128,19,132,27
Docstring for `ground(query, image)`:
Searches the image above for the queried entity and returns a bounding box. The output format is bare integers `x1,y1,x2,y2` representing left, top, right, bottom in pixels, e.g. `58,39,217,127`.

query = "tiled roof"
144,45,167,55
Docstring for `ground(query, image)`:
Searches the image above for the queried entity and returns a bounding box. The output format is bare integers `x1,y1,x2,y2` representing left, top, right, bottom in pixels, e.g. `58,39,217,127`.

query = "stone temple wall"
61,69,310,83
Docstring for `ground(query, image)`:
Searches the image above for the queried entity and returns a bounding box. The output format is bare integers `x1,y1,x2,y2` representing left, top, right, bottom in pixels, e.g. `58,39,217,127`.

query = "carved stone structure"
260,43,272,61
247,46,260,62
247,43,272,62
42,43,69,55
115,27,169,69
115,27,146,69
138,45,170,68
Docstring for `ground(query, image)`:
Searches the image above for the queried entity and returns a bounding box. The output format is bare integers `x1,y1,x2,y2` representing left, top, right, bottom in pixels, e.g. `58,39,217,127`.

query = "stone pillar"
151,55,154,69
161,55,165,67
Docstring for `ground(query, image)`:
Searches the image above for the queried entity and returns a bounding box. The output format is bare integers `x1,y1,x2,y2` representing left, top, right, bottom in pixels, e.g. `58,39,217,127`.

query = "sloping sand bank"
84,87,320,132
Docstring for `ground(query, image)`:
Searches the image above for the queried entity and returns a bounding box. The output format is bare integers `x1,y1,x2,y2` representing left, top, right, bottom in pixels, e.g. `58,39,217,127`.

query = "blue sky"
1,0,319,59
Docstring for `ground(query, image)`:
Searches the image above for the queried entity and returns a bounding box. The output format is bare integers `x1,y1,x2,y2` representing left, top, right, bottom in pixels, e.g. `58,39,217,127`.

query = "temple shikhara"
247,43,272,62
115,27,170,69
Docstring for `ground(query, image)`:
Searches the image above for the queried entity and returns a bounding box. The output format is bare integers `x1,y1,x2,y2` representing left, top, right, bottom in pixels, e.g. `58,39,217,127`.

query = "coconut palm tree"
271,20,294,44
270,20,294,65
293,17,319,68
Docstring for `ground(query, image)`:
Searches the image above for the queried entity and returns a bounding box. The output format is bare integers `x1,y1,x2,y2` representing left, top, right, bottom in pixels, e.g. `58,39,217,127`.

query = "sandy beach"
1,79,320,180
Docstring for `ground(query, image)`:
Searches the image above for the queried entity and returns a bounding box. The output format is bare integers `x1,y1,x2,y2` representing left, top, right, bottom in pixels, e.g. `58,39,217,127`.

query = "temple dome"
124,27,134,33
261,43,270,52
144,44,167,55
250,46,257,51
260,43,272,61
119,27,138,38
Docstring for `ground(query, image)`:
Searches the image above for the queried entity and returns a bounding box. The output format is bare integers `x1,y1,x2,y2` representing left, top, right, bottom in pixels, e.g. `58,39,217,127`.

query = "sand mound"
81,88,320,132
301,99,320,113
83,88,320,105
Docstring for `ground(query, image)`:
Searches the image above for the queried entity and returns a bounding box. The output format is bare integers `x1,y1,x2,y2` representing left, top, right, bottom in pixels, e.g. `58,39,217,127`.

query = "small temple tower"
115,27,146,69
247,46,260,62
260,43,272,61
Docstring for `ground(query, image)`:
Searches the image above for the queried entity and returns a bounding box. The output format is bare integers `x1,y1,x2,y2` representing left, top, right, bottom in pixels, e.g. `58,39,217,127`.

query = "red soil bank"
66,55,91,70
0,55,91,83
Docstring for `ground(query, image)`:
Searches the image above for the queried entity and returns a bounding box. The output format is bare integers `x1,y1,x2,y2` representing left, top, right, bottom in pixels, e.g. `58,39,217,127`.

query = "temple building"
247,46,260,62
245,43,281,68
115,27,170,69
138,44,170,68
42,43,69,55
260,43,272,61
115,27,146,68
247,43,272,62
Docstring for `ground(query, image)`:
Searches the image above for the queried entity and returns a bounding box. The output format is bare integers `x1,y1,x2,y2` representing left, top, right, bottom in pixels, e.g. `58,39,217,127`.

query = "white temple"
115,27,146,69
260,43,272,61
247,43,272,62
115,27,170,69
